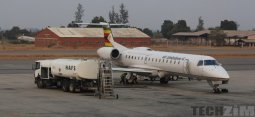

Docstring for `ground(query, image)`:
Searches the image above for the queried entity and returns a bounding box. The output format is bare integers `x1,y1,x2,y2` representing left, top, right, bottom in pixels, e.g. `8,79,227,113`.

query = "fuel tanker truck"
33,59,100,93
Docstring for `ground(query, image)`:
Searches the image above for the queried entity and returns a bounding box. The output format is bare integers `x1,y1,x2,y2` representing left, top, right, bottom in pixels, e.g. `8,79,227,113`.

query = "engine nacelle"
97,47,121,60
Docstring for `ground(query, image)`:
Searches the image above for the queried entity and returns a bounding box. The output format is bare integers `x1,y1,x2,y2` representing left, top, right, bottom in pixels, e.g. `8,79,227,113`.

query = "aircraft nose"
218,66,230,79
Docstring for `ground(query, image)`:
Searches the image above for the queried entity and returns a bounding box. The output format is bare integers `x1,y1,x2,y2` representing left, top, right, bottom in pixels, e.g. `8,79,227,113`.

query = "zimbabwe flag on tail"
103,27,113,47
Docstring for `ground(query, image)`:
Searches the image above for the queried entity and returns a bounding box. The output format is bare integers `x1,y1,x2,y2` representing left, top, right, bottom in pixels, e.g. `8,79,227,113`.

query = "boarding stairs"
98,59,118,99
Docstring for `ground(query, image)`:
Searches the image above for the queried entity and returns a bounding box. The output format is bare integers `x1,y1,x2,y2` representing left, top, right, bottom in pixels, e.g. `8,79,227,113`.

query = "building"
172,30,255,46
35,27,151,47
172,30,210,45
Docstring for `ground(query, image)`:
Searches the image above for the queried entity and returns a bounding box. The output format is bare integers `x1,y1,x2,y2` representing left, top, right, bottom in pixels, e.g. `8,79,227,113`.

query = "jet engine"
97,47,121,60
111,49,121,60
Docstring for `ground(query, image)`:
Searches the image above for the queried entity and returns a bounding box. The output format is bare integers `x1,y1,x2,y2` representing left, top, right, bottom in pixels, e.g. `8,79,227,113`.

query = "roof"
47,27,150,38
173,30,255,38
48,28,103,38
172,30,210,37
111,28,149,38
240,39,255,43
223,30,255,38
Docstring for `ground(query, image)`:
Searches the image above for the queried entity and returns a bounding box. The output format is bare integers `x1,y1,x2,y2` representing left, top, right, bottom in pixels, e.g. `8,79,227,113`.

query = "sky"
0,0,255,31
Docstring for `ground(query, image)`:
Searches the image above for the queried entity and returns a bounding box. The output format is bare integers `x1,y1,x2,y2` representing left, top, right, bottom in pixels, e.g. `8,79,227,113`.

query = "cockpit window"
204,60,219,66
197,60,203,66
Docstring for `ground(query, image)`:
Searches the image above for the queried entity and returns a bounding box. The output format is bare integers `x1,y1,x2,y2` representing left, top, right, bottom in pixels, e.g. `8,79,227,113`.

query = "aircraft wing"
112,67,153,74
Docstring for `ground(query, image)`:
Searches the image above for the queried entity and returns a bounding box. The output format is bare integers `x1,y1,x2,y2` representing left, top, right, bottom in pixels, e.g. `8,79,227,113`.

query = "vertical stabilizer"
103,27,128,51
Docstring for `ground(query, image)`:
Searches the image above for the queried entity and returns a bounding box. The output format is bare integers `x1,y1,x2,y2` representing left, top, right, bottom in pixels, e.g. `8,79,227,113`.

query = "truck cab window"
35,62,40,69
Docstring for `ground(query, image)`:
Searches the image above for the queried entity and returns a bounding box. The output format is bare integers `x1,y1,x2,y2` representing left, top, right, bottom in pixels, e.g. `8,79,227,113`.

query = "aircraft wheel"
213,88,221,93
221,88,229,93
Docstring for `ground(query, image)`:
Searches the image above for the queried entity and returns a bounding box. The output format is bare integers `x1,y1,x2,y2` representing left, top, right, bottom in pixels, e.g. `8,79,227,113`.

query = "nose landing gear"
207,80,229,93
213,87,228,93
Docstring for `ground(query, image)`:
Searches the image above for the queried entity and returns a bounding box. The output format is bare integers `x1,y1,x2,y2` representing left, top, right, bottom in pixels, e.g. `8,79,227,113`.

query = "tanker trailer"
33,59,99,93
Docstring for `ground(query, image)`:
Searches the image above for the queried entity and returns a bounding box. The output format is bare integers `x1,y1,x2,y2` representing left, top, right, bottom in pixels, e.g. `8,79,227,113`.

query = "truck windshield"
204,60,219,66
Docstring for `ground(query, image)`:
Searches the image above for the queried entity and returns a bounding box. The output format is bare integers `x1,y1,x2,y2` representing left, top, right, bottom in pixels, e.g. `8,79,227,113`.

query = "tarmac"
0,57,254,117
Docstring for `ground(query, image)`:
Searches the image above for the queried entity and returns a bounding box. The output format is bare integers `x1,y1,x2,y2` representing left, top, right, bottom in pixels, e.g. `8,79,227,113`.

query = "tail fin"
103,27,113,47
103,27,128,51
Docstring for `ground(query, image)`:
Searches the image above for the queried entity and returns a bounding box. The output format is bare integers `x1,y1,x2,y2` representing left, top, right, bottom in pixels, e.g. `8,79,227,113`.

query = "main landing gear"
213,85,229,93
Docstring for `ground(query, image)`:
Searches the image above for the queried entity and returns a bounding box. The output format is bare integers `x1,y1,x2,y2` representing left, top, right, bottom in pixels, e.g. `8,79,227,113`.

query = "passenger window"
197,60,203,66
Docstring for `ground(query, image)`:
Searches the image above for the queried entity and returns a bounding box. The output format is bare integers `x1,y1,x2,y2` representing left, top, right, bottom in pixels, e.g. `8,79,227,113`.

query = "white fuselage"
97,47,229,81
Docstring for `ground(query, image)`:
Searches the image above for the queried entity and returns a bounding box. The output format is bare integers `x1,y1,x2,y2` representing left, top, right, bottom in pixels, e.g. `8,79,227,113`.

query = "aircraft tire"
221,88,229,93
213,88,221,93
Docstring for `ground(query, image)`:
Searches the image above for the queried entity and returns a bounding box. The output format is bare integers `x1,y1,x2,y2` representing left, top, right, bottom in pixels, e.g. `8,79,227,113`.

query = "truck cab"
33,60,53,80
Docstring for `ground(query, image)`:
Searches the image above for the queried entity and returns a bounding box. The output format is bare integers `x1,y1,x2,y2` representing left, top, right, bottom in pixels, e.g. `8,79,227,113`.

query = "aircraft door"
183,59,190,74
196,59,204,76
144,56,148,64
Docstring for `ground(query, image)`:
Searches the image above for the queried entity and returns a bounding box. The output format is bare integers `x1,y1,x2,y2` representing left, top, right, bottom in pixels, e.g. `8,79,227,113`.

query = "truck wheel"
62,79,69,92
37,78,45,89
69,80,76,93
160,77,168,84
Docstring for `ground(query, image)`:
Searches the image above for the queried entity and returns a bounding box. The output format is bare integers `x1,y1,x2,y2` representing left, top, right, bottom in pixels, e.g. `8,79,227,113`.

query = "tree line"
0,3,242,42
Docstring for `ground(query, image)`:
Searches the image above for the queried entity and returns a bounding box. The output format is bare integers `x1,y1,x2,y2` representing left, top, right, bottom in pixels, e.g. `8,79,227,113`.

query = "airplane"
17,35,35,42
79,22,230,93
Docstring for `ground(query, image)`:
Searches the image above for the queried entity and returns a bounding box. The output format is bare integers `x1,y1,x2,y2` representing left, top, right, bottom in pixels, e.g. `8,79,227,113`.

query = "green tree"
91,16,106,23
170,20,190,35
109,6,120,23
196,16,204,31
209,29,227,46
220,20,238,30
161,20,174,39
142,28,153,37
4,26,30,40
109,3,129,24
119,3,129,24
74,3,85,23
87,16,106,28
